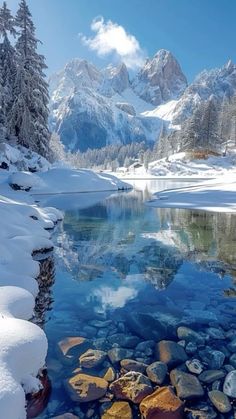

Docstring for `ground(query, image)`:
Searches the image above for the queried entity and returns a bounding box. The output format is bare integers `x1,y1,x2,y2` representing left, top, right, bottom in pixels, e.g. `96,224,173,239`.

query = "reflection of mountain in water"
54,189,236,293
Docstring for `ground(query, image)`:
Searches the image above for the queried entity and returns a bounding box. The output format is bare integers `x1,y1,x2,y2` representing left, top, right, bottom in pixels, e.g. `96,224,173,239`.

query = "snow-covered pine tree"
0,1,17,141
10,0,50,158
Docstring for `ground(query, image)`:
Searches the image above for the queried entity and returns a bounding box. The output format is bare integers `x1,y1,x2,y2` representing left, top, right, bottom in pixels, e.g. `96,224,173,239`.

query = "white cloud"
80,16,144,69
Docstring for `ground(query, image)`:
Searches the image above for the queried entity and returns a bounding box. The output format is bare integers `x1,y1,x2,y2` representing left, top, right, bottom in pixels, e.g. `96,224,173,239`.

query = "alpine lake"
34,179,236,419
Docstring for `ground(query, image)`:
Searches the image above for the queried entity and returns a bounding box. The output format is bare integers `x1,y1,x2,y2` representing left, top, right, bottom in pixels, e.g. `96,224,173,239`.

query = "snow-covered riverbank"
147,177,236,213
0,144,130,419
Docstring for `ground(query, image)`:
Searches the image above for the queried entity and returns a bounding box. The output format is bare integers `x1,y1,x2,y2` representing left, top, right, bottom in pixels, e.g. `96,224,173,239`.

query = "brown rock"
57,337,88,364
103,366,116,382
102,401,132,419
110,371,153,403
65,373,108,402
156,340,187,368
140,386,184,419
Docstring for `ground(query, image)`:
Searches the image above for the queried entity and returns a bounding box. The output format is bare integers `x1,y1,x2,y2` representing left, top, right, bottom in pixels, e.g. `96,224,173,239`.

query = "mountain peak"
132,49,187,106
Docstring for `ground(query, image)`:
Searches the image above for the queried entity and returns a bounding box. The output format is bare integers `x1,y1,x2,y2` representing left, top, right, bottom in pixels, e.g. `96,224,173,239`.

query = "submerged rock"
126,312,167,341
79,349,107,368
223,370,236,398
146,361,167,384
120,359,148,373
108,347,133,364
107,333,140,348
206,327,225,340
156,340,188,368
57,336,89,364
208,390,231,414
185,403,218,419
103,366,116,382
199,370,226,384
65,373,108,402
110,371,153,403
101,401,132,419
227,337,236,353
177,327,205,345
185,342,198,355
140,386,184,419
199,348,225,369
186,359,204,375
170,369,204,400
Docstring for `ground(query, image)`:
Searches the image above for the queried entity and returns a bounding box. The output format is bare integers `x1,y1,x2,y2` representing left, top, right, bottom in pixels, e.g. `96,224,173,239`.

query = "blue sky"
7,0,236,81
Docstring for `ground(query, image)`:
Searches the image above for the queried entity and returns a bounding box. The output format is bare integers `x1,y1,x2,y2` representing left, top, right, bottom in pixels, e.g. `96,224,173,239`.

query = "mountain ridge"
49,50,236,153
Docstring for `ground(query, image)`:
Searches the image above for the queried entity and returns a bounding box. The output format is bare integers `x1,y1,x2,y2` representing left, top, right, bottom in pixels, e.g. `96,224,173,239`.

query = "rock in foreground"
65,373,108,402
156,340,187,368
102,401,132,419
140,386,184,419
110,371,153,403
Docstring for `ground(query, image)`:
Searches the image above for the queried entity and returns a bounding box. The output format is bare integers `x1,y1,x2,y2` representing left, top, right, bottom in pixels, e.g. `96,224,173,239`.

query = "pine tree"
0,1,17,141
10,0,50,157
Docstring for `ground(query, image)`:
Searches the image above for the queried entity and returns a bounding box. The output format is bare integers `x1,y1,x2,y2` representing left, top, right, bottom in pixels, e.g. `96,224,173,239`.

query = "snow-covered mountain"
49,50,236,153
49,50,187,152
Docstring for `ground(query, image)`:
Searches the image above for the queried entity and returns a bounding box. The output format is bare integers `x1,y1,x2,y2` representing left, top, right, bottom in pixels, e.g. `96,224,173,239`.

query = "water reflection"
38,180,236,418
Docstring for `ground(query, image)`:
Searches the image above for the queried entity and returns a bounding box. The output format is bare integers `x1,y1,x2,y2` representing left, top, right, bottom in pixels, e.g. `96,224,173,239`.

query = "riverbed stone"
146,361,167,384
110,371,153,404
136,340,155,352
185,342,197,355
223,370,236,398
206,327,225,340
185,403,218,419
107,333,140,348
57,337,89,364
79,349,107,368
199,348,225,369
108,347,133,364
140,386,184,419
156,340,188,368
103,366,116,382
227,337,236,353
229,353,236,368
199,369,226,384
170,369,204,400
177,327,205,345
120,359,147,373
126,312,167,341
186,359,204,375
65,373,108,402
208,390,231,413
101,402,132,419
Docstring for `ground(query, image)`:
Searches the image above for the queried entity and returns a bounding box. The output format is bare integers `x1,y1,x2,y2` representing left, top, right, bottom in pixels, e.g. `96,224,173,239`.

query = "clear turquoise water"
37,181,236,418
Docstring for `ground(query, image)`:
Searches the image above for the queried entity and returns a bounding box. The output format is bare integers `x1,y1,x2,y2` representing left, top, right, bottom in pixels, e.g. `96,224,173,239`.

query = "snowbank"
9,167,130,194
147,177,236,213
0,189,62,418
115,152,236,180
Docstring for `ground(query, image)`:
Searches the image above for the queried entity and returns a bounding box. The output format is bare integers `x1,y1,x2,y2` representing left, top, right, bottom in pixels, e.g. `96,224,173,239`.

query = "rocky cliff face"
132,49,187,106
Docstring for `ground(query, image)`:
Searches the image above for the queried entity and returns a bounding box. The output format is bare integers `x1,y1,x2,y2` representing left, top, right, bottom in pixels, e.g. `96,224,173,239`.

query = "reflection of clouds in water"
92,285,138,310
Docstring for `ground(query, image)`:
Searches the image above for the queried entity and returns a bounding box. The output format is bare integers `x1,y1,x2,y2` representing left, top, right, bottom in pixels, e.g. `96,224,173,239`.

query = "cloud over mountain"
80,16,145,69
